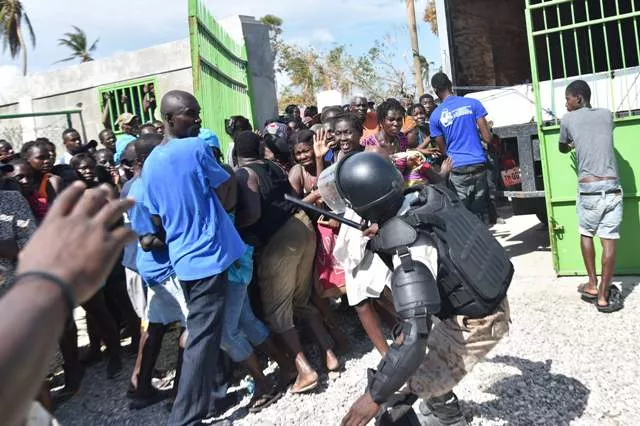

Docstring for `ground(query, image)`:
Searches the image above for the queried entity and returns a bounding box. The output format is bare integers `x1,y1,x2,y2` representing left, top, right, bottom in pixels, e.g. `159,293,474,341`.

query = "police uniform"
317,152,513,425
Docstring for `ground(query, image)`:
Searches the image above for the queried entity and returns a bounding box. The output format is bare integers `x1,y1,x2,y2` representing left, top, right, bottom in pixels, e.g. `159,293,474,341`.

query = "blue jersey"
429,96,487,168
140,137,246,281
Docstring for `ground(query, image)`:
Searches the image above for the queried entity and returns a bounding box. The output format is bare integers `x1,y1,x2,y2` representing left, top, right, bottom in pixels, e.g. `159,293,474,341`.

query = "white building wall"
0,39,193,150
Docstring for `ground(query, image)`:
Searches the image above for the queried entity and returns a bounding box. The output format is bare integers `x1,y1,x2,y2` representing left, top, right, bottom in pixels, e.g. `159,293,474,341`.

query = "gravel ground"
54,212,640,425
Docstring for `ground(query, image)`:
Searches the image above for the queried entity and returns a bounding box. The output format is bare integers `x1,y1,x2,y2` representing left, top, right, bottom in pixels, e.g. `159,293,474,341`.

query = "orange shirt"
361,111,380,141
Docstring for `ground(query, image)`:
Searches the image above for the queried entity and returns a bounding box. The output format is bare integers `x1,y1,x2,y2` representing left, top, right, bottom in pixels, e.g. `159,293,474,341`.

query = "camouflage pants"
406,298,510,399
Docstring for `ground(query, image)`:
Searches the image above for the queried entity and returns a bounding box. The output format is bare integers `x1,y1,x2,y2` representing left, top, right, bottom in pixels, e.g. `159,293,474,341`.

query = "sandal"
596,286,624,313
577,283,598,304
289,379,318,394
248,388,283,413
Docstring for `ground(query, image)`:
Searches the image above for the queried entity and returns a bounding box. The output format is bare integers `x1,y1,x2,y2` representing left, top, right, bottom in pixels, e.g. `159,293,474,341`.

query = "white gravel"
54,212,640,425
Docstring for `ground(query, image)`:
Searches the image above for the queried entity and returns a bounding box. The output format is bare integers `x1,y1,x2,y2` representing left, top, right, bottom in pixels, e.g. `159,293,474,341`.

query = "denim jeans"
221,284,269,362
448,165,489,223
577,179,623,239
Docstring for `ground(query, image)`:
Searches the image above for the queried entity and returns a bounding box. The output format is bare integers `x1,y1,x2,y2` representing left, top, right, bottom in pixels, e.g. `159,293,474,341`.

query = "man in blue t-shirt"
429,72,493,222
140,90,245,425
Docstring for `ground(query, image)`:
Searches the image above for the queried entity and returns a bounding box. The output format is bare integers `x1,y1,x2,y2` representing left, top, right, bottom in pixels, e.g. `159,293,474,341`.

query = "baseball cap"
264,122,288,139
116,112,139,127
0,163,14,173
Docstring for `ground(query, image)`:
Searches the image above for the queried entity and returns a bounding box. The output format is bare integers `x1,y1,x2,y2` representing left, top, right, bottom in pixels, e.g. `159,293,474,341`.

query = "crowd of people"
0,72,623,425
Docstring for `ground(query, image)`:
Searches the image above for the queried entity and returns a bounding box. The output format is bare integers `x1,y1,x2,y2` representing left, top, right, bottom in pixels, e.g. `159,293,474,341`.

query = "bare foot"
290,369,318,394
579,281,598,296
325,349,341,372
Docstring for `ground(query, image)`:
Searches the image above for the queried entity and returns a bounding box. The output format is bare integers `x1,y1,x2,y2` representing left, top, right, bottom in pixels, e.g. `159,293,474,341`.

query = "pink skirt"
315,223,346,298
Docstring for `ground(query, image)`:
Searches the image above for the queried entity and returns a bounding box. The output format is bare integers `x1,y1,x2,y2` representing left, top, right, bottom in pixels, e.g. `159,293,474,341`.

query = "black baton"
284,194,367,231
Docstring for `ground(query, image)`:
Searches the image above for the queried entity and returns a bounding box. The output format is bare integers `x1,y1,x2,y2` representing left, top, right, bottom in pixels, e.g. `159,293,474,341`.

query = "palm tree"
57,26,98,63
405,0,424,96
0,0,36,76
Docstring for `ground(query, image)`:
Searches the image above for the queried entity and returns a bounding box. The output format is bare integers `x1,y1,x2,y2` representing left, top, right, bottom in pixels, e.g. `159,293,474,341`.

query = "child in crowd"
126,134,188,409
20,141,63,222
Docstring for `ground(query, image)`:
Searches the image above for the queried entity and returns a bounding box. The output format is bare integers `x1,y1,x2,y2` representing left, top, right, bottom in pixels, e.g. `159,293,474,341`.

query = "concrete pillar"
238,16,279,130
18,96,36,142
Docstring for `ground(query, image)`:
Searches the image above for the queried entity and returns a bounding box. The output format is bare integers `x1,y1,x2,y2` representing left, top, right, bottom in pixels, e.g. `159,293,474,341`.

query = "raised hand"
313,127,331,159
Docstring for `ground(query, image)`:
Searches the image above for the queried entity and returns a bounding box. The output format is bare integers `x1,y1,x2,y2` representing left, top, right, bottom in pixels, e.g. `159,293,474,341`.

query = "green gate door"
188,0,254,155
525,0,640,275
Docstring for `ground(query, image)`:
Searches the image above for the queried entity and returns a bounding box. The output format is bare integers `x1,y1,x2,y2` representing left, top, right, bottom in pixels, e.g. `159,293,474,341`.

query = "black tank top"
241,160,297,246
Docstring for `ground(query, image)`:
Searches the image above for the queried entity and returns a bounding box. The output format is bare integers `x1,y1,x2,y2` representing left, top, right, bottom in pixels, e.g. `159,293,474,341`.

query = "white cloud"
311,29,335,44
1,0,437,76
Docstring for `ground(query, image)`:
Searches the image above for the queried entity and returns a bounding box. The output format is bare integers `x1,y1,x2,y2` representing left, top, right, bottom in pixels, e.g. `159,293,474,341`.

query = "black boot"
418,392,468,426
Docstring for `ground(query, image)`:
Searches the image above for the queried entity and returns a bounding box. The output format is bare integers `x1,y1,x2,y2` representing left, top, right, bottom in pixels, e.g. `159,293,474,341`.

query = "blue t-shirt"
127,177,174,286
114,134,137,164
429,96,487,168
120,178,138,272
140,136,246,281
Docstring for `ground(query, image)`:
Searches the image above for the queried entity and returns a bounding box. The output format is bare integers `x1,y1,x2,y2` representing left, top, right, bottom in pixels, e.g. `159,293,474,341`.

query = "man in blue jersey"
429,72,493,222
141,90,246,425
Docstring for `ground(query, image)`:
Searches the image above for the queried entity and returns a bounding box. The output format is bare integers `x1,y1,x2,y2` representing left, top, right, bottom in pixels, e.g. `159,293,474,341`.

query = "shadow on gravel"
463,356,589,426
501,224,551,259
617,277,639,299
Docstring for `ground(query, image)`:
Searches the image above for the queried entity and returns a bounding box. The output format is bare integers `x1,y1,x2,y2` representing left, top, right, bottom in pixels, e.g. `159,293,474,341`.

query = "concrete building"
0,15,276,152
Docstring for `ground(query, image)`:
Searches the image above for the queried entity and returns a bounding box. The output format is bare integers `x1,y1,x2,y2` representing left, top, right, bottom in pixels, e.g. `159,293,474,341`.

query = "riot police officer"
321,152,512,426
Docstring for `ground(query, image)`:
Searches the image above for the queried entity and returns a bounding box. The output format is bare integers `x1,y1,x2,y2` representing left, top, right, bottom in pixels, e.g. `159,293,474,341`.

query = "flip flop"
596,286,624,313
248,389,284,413
289,379,318,394
577,283,598,304
327,362,346,380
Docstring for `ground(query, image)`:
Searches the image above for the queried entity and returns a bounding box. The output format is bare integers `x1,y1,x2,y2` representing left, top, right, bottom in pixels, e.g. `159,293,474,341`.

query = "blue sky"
0,0,440,85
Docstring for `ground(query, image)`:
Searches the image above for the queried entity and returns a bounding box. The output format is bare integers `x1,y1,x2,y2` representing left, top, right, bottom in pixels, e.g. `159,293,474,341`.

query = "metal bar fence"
97,77,158,134
526,0,640,123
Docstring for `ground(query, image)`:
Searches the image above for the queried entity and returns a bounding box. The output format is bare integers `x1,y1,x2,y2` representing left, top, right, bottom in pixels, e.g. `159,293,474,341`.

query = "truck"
434,0,640,274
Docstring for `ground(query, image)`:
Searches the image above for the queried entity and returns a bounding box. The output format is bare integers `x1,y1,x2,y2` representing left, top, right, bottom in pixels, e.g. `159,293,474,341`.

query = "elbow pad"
368,259,440,404
368,316,431,404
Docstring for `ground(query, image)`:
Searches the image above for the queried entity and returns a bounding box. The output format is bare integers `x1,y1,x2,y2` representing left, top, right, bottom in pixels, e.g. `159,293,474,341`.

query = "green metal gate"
525,0,640,275
188,0,254,155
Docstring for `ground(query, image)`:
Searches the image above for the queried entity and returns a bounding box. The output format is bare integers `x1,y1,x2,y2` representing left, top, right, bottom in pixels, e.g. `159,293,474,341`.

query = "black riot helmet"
335,152,405,224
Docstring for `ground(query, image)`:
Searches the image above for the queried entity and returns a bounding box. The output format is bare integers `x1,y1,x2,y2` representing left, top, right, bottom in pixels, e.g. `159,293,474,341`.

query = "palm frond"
88,37,99,52
22,10,35,46
55,55,78,64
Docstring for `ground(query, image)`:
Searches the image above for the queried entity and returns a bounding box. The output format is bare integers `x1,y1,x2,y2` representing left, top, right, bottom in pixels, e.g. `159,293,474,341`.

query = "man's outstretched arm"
0,182,135,426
